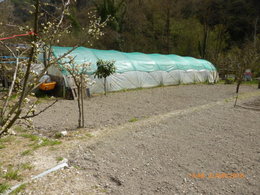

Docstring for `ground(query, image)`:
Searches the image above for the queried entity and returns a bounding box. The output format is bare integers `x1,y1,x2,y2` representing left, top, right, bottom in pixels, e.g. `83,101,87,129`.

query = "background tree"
94,59,116,96
226,43,259,106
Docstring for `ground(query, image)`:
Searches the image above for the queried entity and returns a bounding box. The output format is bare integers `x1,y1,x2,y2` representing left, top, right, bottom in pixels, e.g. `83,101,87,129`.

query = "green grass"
0,136,15,143
0,143,5,149
10,184,26,195
217,79,259,85
0,136,16,149
20,133,61,150
20,134,39,141
56,157,64,163
85,133,94,138
54,132,63,139
2,167,22,181
128,117,138,122
20,163,34,171
0,183,10,194
13,126,27,133
21,149,33,156
243,80,259,85
10,94,18,100
32,138,61,150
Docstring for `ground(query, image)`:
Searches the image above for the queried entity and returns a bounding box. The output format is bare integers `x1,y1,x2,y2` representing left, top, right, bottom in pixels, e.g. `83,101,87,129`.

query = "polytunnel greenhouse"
49,46,218,94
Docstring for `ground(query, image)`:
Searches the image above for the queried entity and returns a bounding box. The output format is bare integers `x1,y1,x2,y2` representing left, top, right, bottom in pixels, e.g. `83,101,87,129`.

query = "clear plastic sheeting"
89,70,218,94
51,46,218,94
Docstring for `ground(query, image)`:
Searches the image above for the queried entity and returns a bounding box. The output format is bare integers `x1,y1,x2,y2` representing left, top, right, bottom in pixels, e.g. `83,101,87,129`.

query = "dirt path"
22,84,260,195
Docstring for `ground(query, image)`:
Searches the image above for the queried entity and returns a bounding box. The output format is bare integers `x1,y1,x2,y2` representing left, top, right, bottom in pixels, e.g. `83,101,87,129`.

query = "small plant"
0,183,10,194
21,149,33,156
0,136,15,143
94,59,116,95
0,143,5,149
224,75,235,84
20,163,34,170
129,117,138,122
54,132,63,139
20,134,39,141
3,167,22,181
85,133,94,138
56,157,64,162
32,138,61,150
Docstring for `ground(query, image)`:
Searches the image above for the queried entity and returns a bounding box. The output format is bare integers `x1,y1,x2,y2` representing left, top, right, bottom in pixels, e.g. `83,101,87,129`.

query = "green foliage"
21,149,32,156
56,157,64,162
0,143,5,149
85,133,94,137
20,163,34,171
0,136,15,143
95,0,126,31
0,183,10,194
32,138,61,150
54,132,63,139
94,59,116,95
128,117,138,122
3,167,22,181
225,77,235,84
20,134,39,141
94,59,116,79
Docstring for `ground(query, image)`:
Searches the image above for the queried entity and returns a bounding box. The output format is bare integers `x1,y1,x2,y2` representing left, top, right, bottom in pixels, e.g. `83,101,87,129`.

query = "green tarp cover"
52,46,216,74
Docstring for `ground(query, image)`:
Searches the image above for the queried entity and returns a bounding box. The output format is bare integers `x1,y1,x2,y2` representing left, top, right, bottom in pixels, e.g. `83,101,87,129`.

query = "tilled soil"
68,97,260,195
23,84,260,195
32,84,256,134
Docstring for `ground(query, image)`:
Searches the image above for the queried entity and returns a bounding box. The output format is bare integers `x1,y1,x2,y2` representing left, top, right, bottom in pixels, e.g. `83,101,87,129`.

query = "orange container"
39,82,56,91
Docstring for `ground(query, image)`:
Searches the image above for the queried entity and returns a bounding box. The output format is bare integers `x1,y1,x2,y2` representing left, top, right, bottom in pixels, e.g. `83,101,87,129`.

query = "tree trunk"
80,75,84,127
234,78,242,107
104,77,107,96
77,85,82,128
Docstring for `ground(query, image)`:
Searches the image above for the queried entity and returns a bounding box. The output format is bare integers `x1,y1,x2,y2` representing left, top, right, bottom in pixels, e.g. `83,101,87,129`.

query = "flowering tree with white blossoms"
0,0,108,137
61,56,95,128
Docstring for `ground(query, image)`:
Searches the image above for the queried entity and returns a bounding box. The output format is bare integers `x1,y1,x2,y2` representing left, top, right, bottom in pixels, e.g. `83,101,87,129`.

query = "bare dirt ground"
33,84,257,134
1,84,260,195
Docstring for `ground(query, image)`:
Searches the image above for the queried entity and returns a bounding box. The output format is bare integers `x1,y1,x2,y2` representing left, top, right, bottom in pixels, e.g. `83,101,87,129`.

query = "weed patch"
129,117,138,122
85,133,94,138
32,138,61,150
0,143,5,149
56,157,64,162
20,134,39,141
2,167,22,181
21,149,33,156
20,163,34,171
0,183,10,194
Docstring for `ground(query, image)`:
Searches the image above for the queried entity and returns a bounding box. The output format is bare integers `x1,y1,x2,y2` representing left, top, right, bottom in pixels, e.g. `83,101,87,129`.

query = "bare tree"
232,43,259,107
